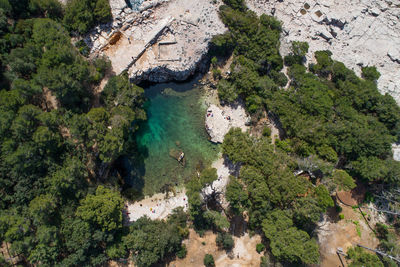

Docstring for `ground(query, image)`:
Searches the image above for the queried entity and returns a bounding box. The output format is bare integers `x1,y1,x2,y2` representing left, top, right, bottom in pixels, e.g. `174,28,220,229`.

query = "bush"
362,66,380,81
29,0,63,19
211,56,218,67
75,39,89,57
317,145,338,163
216,232,234,251
218,79,237,103
64,0,111,34
0,0,11,14
256,243,265,253
262,127,271,137
260,256,270,267
204,254,215,267
347,246,383,267
176,244,187,259
275,139,292,153
339,214,344,220
212,68,222,80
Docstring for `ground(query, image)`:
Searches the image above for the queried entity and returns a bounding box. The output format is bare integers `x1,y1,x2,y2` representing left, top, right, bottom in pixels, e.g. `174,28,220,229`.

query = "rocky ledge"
247,0,400,105
86,0,226,83
205,104,250,144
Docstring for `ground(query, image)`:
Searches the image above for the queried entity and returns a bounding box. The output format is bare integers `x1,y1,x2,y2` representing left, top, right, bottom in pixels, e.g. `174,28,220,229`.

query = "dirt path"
92,68,115,108
317,190,381,266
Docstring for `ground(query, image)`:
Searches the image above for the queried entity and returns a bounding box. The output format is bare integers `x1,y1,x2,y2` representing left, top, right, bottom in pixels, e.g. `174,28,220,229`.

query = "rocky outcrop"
247,0,400,105
205,104,250,143
86,0,226,83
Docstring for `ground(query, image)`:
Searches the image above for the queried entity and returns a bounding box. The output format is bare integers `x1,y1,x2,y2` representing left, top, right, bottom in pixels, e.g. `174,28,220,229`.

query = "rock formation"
247,0,400,105
86,0,226,83
205,104,250,143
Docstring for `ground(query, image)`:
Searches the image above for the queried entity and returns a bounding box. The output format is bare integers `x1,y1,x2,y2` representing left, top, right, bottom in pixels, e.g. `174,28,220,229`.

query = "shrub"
218,79,238,103
317,145,338,163
332,170,356,191
212,68,222,80
260,256,270,267
275,139,292,153
362,66,380,81
64,0,111,34
204,254,215,267
176,244,187,259
339,214,344,220
256,243,265,253
262,127,271,137
211,56,218,67
216,232,234,251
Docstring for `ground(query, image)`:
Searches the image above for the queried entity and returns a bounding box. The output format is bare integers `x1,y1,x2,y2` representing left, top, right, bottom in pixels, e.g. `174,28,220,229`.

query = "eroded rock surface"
205,104,250,144
247,0,400,104
86,0,226,83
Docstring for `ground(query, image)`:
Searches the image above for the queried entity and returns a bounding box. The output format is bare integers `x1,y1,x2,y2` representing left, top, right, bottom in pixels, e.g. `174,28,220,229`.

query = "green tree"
332,170,356,191
262,210,320,265
216,232,234,251
204,254,215,267
29,194,57,225
123,216,186,267
94,0,111,23
29,0,63,19
218,79,238,103
76,186,124,232
347,246,383,267
362,66,380,81
203,210,229,230
351,157,388,182
226,177,248,214
200,167,218,187
313,185,334,210
63,0,111,34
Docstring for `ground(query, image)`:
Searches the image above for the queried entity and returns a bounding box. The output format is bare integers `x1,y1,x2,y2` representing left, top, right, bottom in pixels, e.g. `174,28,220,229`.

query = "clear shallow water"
130,77,219,195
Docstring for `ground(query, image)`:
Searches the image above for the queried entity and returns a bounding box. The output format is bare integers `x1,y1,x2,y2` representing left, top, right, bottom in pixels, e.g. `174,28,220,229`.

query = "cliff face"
85,0,226,83
247,0,400,105
85,0,400,104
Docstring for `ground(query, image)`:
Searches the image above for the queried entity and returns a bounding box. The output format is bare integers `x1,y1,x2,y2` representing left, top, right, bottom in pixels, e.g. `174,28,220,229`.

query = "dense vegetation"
0,1,187,266
223,129,329,265
211,0,400,265
64,0,112,34
0,0,399,266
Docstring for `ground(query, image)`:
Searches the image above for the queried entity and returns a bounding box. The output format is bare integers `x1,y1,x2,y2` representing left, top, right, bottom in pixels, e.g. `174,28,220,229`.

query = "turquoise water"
131,77,219,195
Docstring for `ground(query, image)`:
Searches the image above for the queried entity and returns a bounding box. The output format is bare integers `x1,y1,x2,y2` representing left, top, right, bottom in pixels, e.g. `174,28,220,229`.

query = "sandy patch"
167,229,262,267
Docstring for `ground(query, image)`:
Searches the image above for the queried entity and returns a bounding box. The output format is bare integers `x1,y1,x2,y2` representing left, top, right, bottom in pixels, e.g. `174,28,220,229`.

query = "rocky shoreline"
85,0,225,83
81,0,400,105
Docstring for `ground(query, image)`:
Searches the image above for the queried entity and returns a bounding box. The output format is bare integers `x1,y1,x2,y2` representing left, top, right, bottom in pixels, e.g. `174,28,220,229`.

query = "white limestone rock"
205,104,250,144
246,0,400,105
